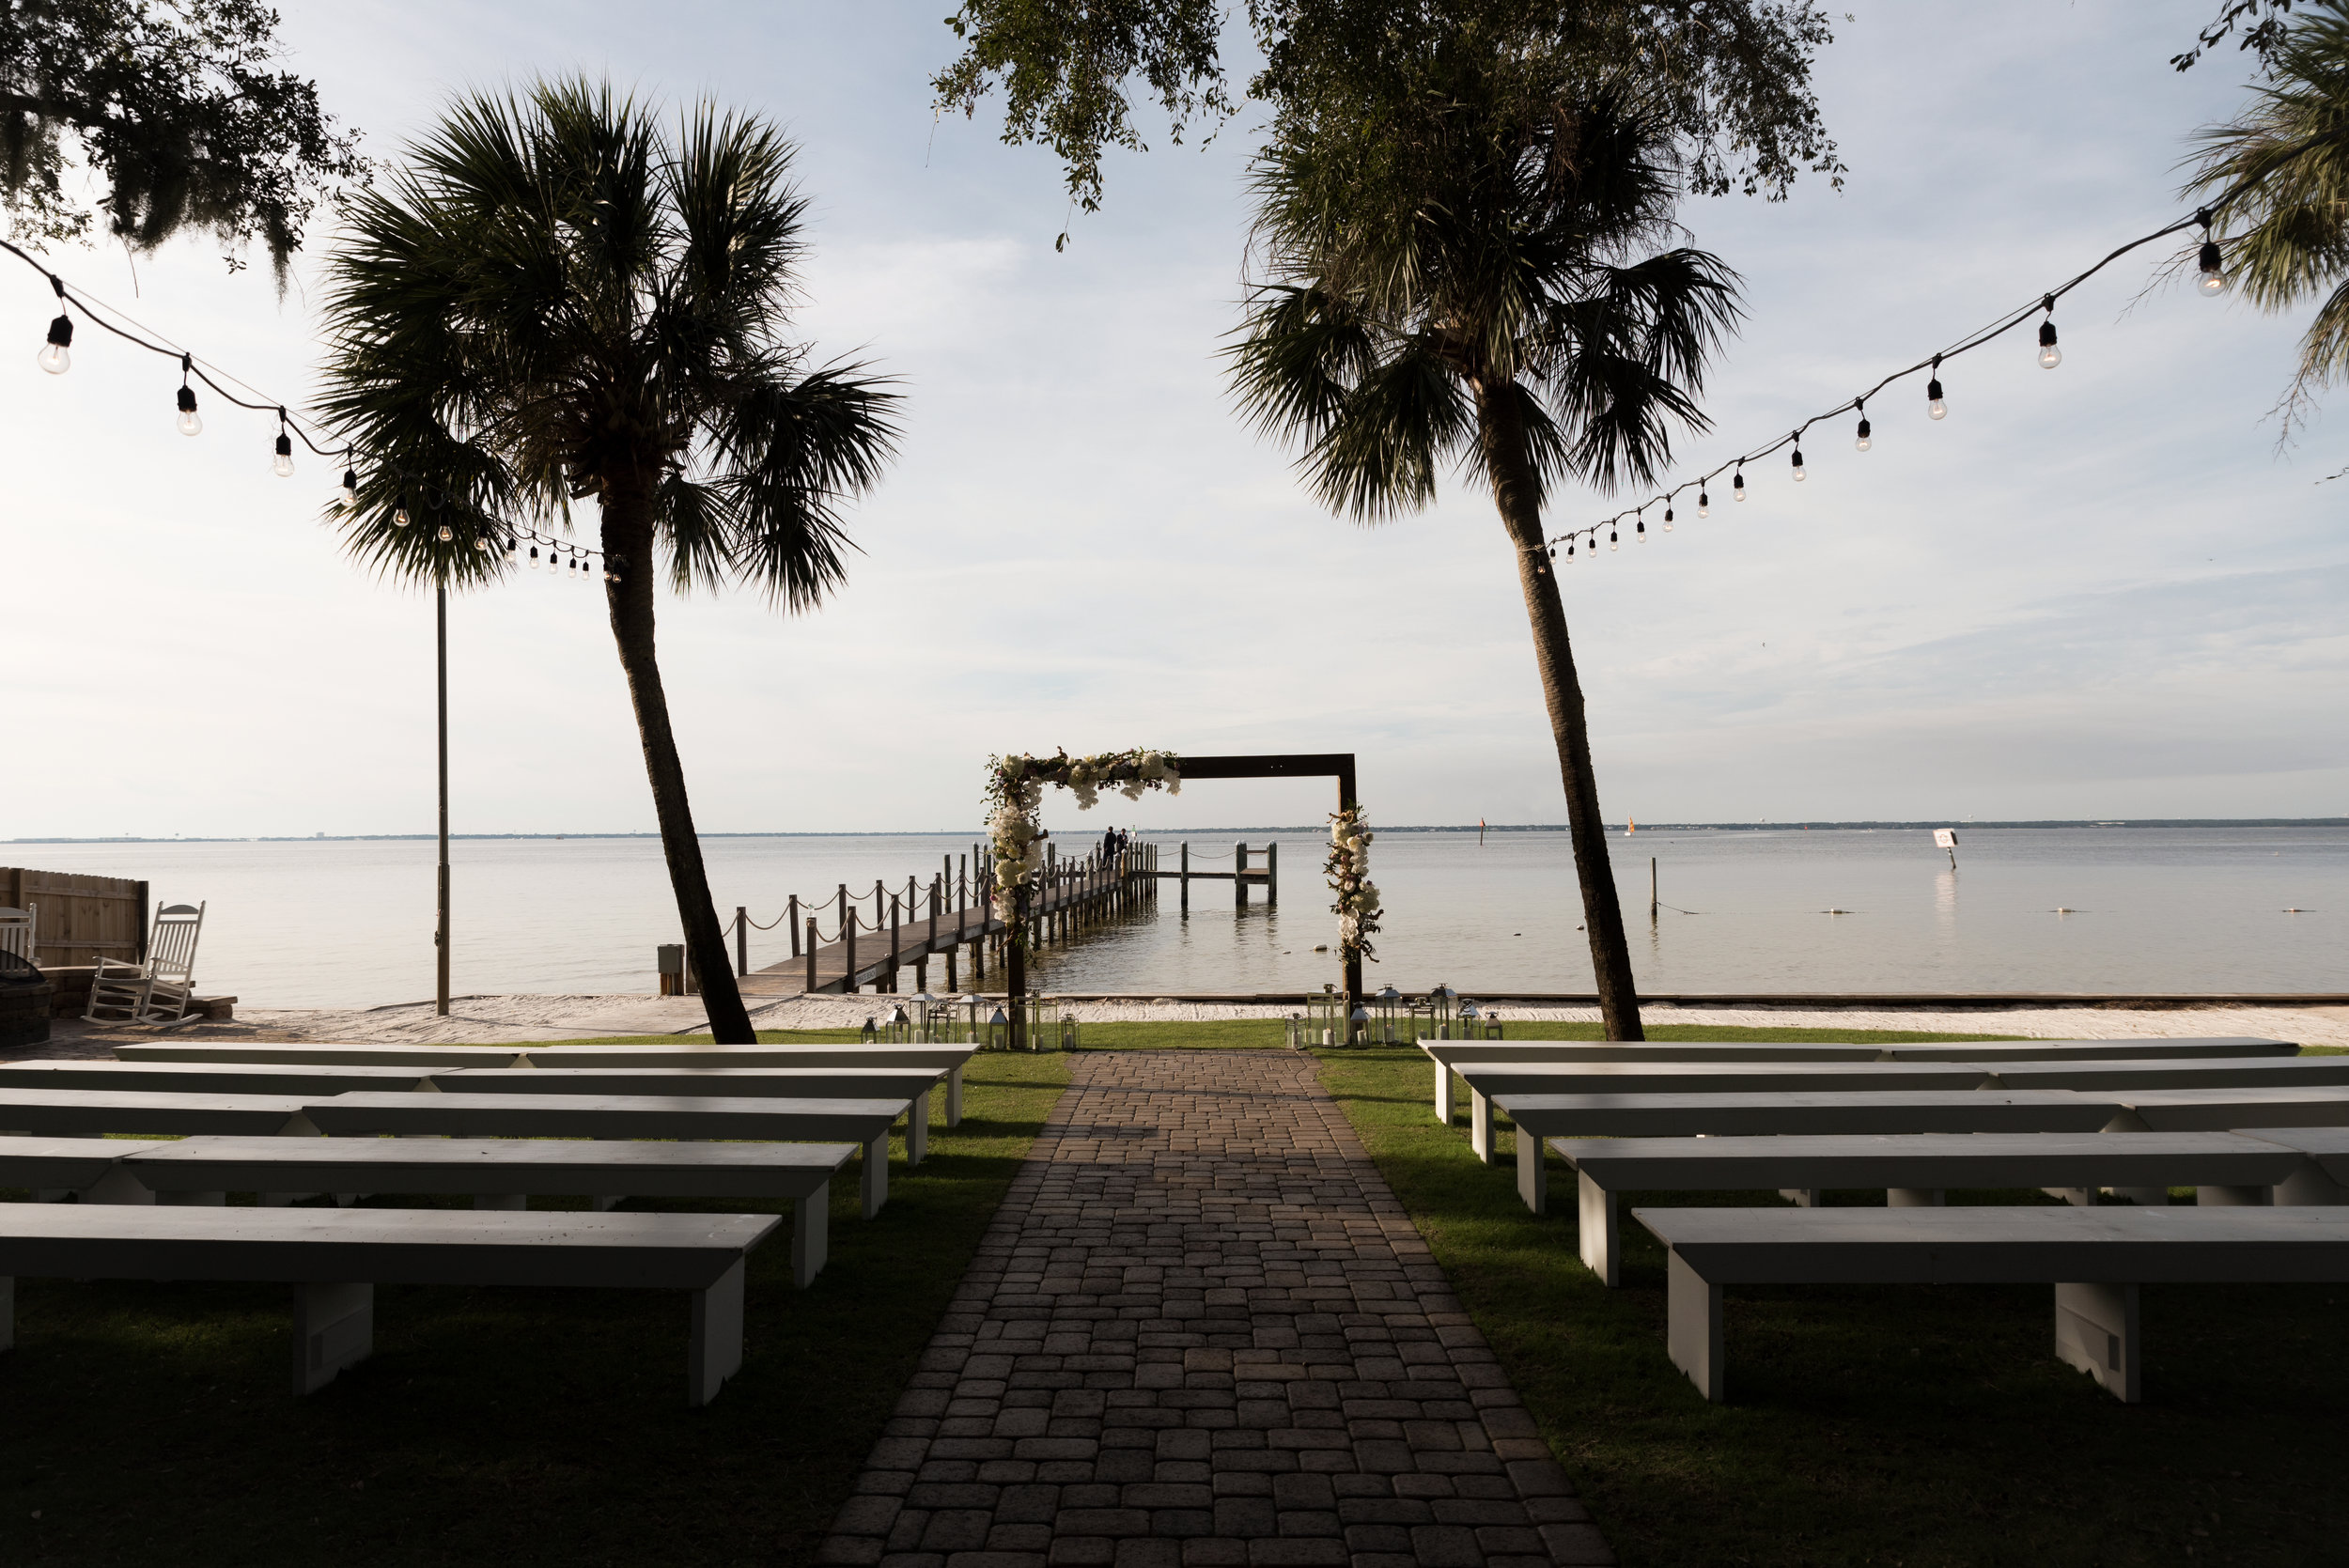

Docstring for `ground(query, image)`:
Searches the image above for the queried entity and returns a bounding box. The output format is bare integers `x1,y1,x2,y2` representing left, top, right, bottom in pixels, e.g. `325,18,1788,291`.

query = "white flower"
1140,752,1167,781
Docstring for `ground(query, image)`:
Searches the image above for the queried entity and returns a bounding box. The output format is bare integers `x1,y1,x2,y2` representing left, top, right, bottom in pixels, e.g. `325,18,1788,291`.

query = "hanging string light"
1732,460,1746,502
175,355,201,436
1636,513,1648,542
39,275,70,374
1926,354,1948,420
1854,400,1871,452
2036,295,2061,369
272,407,295,477
339,451,357,506
2196,208,2228,296
1790,433,1806,482
1697,488,1710,519
1662,505,1674,534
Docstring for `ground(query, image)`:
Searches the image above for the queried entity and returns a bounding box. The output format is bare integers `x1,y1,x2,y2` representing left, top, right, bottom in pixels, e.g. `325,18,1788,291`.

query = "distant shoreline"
14,818,2347,844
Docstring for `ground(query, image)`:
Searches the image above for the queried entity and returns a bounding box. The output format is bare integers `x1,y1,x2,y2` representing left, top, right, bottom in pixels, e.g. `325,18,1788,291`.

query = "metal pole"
736,905,749,977
435,582,450,1018
805,917,818,993
1650,857,1657,919
788,894,801,958
1180,842,1190,913
1267,842,1279,908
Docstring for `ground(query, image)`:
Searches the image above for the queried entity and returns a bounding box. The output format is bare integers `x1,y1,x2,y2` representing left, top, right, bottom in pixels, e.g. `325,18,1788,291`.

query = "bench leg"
79,1168,155,1205
863,1133,889,1219
1888,1188,1945,1207
1578,1172,1619,1287
946,1065,964,1128
2054,1281,2140,1403
793,1179,830,1287
2276,1166,2344,1205
2110,1187,2170,1206
1471,1090,1494,1165
2197,1185,2271,1206
594,1196,625,1212
689,1258,746,1407
474,1194,526,1211
2045,1188,2095,1206
160,1190,227,1206
1434,1061,1452,1125
293,1281,374,1395
1779,1189,1819,1207
909,1089,929,1166
1666,1251,1724,1402
1517,1126,1548,1214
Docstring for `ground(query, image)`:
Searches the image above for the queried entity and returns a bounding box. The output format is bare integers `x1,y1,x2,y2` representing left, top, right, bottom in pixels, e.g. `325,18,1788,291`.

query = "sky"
5,1,2343,841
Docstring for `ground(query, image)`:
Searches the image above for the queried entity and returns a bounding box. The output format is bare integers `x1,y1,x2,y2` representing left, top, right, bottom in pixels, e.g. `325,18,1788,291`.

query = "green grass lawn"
1315,1040,2349,1568
0,1049,1069,1568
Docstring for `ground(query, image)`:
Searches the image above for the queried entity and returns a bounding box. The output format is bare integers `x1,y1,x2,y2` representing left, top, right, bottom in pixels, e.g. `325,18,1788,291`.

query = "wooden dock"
737,845,1159,998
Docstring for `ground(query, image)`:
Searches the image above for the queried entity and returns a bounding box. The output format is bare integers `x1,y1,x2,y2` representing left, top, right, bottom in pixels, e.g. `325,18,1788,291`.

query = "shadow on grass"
0,1051,1070,1568
1314,1043,2349,1568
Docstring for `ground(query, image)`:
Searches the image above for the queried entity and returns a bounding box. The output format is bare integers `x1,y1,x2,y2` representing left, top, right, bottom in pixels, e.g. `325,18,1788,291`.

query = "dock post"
944,947,957,992
888,895,901,993
1267,843,1278,908
788,894,800,958
805,918,817,993
735,907,748,977
1650,857,1658,919
844,908,858,995
1181,842,1190,913
1236,843,1249,909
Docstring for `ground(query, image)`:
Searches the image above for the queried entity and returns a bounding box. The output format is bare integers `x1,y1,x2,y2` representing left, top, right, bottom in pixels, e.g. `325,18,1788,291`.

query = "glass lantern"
859,1014,879,1045
1348,1004,1370,1046
1373,985,1404,1046
958,994,986,1045
1306,985,1346,1048
1021,995,1078,1052
983,1006,1010,1051
1284,1013,1310,1050
1428,985,1460,1039
883,1003,914,1045
909,991,944,1042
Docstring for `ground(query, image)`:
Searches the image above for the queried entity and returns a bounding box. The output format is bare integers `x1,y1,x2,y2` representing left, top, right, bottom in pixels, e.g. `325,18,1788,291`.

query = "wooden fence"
0,867,148,969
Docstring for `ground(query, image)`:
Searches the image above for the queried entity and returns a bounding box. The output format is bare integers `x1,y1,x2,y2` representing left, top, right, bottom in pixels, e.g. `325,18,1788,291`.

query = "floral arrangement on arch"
985,748,1181,900
1327,804,1382,962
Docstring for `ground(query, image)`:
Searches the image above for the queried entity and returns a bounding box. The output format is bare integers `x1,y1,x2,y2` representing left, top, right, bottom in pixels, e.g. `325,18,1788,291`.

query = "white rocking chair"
86,902,206,1025
0,905,33,964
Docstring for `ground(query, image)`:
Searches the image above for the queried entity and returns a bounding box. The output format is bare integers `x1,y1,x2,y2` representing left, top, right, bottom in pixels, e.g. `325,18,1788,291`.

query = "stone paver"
816,1050,1614,1568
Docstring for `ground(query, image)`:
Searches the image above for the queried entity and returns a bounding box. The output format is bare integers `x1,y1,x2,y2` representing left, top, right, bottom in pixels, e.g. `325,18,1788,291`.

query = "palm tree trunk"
599,479,757,1044
1476,383,1645,1040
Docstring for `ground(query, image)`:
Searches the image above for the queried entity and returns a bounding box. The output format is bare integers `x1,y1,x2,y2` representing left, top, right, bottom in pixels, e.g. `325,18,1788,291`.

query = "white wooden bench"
1989,1057,2349,1093
0,1135,174,1203
1498,1091,2128,1213
117,1136,855,1286
1634,1203,2349,1403
113,1042,981,1127
1455,1063,2000,1164
0,1202,778,1404
2106,1088,2349,1132
431,1067,947,1163
2247,1128,2349,1204
1420,1038,2295,1125
1,1061,434,1096
1553,1132,2308,1284
0,1088,319,1137
297,1093,913,1219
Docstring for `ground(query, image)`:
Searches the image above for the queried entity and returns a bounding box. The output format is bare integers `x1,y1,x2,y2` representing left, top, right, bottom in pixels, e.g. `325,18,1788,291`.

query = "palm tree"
1227,54,1738,1042
318,80,901,1043
2186,0,2349,447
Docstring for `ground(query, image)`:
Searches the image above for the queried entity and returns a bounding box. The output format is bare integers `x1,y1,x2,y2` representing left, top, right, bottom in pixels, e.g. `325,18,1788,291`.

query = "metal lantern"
1429,985,1460,1038
1022,995,1078,1052
1374,985,1404,1046
1479,1006,1505,1041
1348,1004,1370,1046
1284,1014,1310,1050
984,1006,1010,1052
1457,1001,1482,1040
884,1003,913,1045
959,994,985,1045
910,991,943,1042
1307,985,1346,1048
859,1015,879,1045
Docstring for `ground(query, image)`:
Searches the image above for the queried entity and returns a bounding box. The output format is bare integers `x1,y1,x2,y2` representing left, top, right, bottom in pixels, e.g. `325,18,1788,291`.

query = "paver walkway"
817,1049,1614,1568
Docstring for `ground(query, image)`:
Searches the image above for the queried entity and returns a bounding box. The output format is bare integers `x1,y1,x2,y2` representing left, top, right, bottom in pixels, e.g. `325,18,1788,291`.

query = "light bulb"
1733,471,1746,501
436,522,454,543
1698,490,1710,519
1791,448,1806,482
272,432,295,478
39,310,71,374
1636,519,1647,542
1662,507,1674,534
340,469,358,506
528,545,540,568
392,505,410,528
1855,414,1872,452
473,535,490,551
1926,374,1947,420
2037,318,2061,369
175,381,200,436
1608,530,1619,551
2197,239,2228,295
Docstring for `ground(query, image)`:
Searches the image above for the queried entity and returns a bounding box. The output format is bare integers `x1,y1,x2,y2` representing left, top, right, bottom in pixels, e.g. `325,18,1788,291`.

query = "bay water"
10,826,2342,1009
